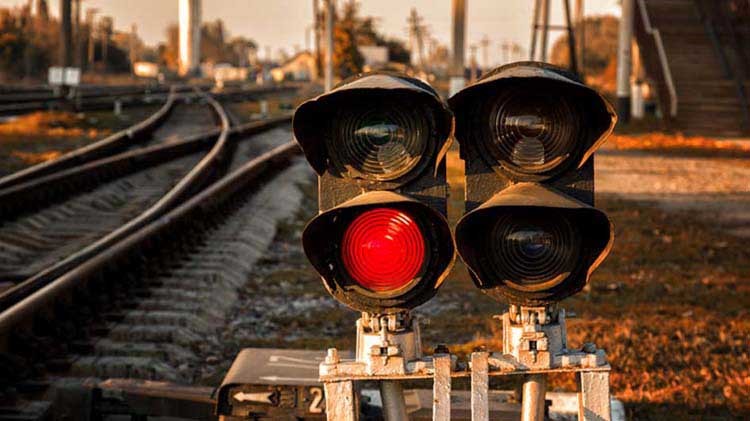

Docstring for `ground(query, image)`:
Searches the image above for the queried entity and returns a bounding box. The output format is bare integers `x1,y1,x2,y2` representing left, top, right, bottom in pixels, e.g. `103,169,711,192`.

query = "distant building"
133,62,160,78
210,63,249,83
358,46,389,69
178,0,201,76
270,51,317,82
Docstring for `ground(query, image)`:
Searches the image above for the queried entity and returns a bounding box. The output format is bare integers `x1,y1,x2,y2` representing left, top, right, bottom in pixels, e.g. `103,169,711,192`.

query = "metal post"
102,26,108,72
324,0,334,92
520,374,547,421
324,381,358,421
563,0,579,75
72,0,81,68
470,352,489,421
313,0,321,79
450,0,467,95
578,371,612,421
540,0,550,62
469,45,478,83
617,0,634,123
129,24,138,74
86,9,97,70
530,0,541,60
433,353,452,421
380,381,407,421
575,0,585,76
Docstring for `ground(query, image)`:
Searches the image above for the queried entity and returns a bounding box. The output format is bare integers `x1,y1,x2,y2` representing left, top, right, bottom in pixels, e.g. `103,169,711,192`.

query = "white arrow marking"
268,362,320,370
268,355,321,365
233,391,274,404
259,375,317,383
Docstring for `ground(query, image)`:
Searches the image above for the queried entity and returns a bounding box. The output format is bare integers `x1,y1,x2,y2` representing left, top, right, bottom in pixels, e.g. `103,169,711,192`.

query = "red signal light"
341,208,425,293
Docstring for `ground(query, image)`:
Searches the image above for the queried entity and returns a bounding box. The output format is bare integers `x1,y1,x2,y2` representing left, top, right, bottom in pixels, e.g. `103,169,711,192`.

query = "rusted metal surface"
520,374,547,421
432,353,452,421
379,381,408,421
324,381,358,421
577,371,612,421
470,351,489,421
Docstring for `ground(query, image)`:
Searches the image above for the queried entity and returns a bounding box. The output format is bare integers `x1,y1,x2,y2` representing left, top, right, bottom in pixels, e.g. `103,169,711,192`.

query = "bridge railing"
694,0,750,132
634,0,678,120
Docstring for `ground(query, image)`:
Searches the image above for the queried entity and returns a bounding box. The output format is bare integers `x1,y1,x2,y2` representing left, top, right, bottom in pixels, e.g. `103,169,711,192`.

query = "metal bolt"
325,348,339,364
582,342,597,354
434,344,450,354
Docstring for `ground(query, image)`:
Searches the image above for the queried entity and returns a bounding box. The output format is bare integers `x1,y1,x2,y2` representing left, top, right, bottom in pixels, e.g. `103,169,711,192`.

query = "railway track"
0,83,298,116
0,84,305,418
0,84,298,191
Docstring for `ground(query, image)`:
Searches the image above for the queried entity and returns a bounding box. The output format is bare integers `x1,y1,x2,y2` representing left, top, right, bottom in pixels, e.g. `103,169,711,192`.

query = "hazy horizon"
0,0,621,65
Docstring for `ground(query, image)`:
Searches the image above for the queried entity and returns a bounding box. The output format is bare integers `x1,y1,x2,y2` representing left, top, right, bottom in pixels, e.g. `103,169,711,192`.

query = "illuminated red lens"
341,208,425,293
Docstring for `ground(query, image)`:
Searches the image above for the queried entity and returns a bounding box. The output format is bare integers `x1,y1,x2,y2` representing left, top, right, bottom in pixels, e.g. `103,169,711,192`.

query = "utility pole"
324,0,334,92
86,8,97,71
60,0,72,67
306,25,312,52
313,0,321,79
130,24,138,74
562,0,578,75
540,0,550,61
72,0,81,68
450,0,467,95
100,16,112,73
529,0,551,61
469,44,478,82
617,0,634,123
501,40,510,65
575,0,585,76
407,8,426,69
479,35,490,71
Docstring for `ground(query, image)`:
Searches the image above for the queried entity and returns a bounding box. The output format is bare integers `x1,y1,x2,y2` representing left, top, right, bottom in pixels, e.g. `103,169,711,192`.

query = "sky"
0,0,621,65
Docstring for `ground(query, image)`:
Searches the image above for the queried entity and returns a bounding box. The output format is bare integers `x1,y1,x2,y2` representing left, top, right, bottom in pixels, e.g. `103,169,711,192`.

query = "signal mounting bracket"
320,307,613,421
320,311,454,380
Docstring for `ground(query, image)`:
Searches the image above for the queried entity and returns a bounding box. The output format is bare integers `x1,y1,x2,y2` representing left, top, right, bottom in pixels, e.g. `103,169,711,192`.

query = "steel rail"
0,91,231,317
0,87,177,191
0,83,298,115
0,114,292,219
0,140,300,337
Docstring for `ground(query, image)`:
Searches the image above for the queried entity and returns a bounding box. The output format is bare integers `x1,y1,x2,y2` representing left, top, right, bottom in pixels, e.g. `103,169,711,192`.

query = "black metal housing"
293,73,455,314
449,62,616,305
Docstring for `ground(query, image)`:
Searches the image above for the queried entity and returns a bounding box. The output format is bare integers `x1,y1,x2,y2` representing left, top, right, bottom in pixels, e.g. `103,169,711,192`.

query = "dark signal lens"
341,208,425,293
326,100,432,182
487,86,583,177
487,213,581,290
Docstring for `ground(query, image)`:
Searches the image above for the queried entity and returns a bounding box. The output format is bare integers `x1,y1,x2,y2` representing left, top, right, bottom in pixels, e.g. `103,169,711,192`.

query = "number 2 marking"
309,387,323,414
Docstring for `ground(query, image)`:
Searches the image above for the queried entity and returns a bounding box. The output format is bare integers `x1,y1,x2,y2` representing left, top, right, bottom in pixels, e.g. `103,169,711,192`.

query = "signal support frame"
320,307,612,421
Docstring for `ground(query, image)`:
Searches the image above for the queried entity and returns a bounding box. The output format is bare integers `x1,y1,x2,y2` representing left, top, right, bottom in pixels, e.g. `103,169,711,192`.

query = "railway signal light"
293,73,455,314
449,62,616,305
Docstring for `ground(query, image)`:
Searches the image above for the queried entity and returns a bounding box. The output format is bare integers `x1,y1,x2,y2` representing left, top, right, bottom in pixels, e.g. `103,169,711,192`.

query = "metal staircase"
635,0,750,137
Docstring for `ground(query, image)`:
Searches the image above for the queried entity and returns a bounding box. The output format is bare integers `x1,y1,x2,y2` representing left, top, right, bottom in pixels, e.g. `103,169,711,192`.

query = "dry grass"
0,107,157,175
0,111,106,138
605,132,750,160
437,148,750,419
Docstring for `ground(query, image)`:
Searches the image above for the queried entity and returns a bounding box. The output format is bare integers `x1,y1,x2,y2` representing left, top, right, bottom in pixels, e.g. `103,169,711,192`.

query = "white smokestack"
178,0,201,76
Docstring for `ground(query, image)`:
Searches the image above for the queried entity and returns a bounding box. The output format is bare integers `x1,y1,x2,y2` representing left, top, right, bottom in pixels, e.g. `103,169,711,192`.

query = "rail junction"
0,83,309,420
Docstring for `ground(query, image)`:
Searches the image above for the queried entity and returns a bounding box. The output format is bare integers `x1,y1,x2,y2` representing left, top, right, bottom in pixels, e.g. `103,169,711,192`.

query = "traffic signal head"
294,73,455,314
450,62,616,306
